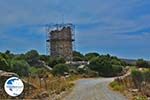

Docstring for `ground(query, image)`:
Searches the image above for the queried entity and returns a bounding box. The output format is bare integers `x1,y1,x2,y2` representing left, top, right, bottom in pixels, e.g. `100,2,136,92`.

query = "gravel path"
63,78,128,100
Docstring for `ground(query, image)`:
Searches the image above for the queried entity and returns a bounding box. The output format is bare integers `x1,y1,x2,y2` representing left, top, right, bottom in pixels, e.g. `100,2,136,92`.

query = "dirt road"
63,78,127,100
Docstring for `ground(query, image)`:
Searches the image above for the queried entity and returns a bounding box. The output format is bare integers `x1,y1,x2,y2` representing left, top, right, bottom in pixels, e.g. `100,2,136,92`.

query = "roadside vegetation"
110,59,150,100
110,81,125,92
0,50,126,78
0,49,135,99
88,54,125,77
0,50,73,99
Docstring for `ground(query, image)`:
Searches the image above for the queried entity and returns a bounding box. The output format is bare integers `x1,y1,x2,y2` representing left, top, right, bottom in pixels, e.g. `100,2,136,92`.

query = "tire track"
63,78,127,100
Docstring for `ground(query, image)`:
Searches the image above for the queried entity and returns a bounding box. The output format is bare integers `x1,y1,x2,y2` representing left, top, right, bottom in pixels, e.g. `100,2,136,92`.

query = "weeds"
110,81,125,92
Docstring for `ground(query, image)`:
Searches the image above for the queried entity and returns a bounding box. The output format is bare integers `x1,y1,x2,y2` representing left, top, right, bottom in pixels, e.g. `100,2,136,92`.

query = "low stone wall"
114,73,150,98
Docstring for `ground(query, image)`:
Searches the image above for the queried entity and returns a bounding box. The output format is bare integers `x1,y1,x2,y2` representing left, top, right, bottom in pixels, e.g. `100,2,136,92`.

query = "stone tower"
48,24,74,61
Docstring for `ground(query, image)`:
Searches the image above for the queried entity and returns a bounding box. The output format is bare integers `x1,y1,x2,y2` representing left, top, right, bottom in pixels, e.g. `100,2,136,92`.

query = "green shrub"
28,67,48,78
88,56,123,77
11,59,30,76
73,51,84,58
52,64,69,76
73,56,84,61
39,55,50,62
29,67,41,75
100,61,113,77
48,57,66,67
142,69,150,82
24,50,40,67
131,69,143,88
85,52,99,60
77,67,86,74
13,54,26,60
0,56,10,71
112,65,123,75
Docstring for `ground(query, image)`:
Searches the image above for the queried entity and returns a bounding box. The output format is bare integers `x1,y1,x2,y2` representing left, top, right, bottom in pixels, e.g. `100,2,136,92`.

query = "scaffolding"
46,23,75,61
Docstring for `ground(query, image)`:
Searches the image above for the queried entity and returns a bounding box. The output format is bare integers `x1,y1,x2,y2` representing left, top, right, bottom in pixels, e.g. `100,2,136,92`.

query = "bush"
0,56,10,71
112,65,123,75
29,67,41,75
136,59,149,68
85,52,99,60
52,64,69,76
11,59,30,76
48,57,66,67
143,69,150,82
0,52,10,60
88,56,123,77
13,54,26,60
110,81,125,92
131,69,143,88
29,67,47,77
56,57,66,64
25,50,40,66
73,51,85,61
40,55,50,62
77,67,86,74
73,56,84,61
73,51,84,58
100,61,114,77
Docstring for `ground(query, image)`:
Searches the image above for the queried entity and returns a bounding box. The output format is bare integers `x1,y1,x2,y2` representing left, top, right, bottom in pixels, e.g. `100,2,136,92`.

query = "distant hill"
121,58,150,65
121,58,137,65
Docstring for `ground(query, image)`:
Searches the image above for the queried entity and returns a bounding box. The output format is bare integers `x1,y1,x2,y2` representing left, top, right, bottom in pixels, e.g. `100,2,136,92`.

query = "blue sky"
0,0,150,60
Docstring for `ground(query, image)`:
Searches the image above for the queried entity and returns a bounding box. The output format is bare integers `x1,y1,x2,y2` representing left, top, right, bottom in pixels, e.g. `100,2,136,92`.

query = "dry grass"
23,74,78,99
109,81,125,92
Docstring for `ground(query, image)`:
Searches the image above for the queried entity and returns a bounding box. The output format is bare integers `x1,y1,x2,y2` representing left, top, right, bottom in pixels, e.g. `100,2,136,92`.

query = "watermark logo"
4,77,24,97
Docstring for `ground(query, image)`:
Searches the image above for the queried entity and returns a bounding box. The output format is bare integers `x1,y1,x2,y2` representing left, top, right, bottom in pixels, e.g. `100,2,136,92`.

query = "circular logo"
4,77,24,97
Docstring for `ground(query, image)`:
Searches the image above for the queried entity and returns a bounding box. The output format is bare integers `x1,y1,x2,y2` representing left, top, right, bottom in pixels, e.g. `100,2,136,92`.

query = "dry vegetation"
0,73,79,100
110,67,150,100
23,74,79,99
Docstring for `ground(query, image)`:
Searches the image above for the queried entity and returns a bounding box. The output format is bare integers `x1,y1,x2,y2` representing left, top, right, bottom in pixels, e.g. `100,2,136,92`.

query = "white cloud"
0,0,150,59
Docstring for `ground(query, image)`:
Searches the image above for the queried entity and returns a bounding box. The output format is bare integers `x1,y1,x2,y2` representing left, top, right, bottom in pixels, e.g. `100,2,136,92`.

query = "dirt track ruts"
63,78,128,100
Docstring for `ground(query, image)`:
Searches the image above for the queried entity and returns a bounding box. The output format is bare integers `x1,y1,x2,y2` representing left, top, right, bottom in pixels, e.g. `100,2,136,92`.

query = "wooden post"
44,78,47,90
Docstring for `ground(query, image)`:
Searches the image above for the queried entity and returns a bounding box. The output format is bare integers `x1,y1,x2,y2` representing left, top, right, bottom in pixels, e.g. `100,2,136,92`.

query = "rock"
129,89,139,92
0,70,19,99
0,70,18,77
0,70,18,88
141,83,150,97
0,70,37,99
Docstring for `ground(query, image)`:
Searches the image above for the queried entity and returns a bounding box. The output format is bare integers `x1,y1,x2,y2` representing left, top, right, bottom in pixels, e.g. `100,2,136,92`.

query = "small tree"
52,64,69,76
5,50,10,55
25,50,40,66
25,50,39,61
